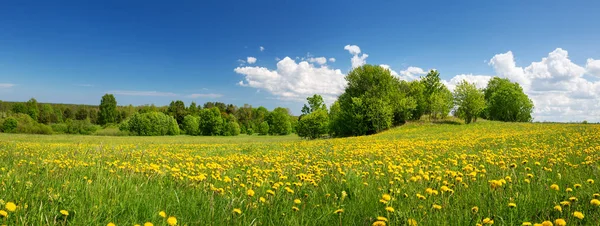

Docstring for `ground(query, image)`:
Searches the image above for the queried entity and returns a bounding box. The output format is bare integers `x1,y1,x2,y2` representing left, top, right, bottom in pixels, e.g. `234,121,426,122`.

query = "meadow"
1,121,599,226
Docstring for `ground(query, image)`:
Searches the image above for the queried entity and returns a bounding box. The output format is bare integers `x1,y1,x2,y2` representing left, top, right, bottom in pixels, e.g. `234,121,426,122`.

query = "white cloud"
399,66,427,81
586,58,600,77
187,93,223,98
443,74,492,91
379,64,400,77
345,44,368,68
308,57,327,65
329,58,336,63
247,57,257,64
109,90,178,97
234,57,346,103
260,46,265,52
0,83,15,88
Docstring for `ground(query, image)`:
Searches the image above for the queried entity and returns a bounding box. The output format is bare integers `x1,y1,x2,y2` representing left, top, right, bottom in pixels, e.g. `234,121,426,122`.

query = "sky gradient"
1,1,599,121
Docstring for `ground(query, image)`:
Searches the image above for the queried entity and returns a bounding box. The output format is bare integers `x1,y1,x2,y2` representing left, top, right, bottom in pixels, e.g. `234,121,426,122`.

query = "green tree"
223,121,241,136
483,77,534,122
99,94,118,125
1,117,17,132
38,104,55,124
198,107,223,136
297,109,329,139
453,80,486,124
188,102,199,116
167,100,187,126
63,108,74,120
258,121,269,135
26,98,39,121
301,94,327,115
120,112,179,136
182,115,200,135
75,107,88,120
428,86,453,120
267,107,292,135
407,80,427,120
12,102,27,114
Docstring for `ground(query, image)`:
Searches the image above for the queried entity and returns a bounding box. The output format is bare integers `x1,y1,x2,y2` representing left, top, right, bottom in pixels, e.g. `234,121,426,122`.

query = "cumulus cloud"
260,46,265,52
0,83,15,88
379,64,400,77
247,57,257,64
234,57,346,103
110,90,178,97
399,67,428,81
187,93,223,98
329,58,336,63
308,57,327,65
586,58,600,77
345,44,368,68
443,74,492,91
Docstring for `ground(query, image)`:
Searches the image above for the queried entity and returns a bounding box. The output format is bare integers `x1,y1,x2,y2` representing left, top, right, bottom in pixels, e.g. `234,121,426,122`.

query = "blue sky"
1,1,600,121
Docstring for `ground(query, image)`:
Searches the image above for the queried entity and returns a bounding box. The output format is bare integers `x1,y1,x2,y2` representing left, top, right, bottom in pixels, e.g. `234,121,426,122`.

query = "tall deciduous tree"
297,109,329,139
167,100,187,125
98,94,118,125
26,98,39,121
453,80,485,124
267,107,292,135
301,94,327,115
484,77,533,122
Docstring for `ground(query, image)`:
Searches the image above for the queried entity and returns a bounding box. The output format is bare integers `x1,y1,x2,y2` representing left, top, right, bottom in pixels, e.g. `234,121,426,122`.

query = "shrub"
182,115,200,135
65,119,99,135
258,121,269,135
297,109,329,139
223,121,241,136
1,117,18,133
6,113,54,135
121,112,180,136
50,123,68,134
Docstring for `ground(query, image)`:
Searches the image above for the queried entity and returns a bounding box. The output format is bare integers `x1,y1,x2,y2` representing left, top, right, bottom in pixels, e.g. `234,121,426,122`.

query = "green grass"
1,121,599,226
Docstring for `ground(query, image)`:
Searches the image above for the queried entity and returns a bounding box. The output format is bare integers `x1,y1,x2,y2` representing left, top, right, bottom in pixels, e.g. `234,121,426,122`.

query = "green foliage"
428,86,453,120
167,100,187,126
65,119,99,135
484,77,534,122
75,107,88,120
5,113,53,134
297,109,329,139
301,94,327,115
407,80,427,120
453,80,486,124
188,102,199,116
182,115,200,135
223,121,241,136
50,123,68,134
38,104,55,124
63,108,74,120
267,107,292,135
11,102,27,114
330,65,415,137
26,98,39,121
99,94,118,125
120,112,180,136
258,121,269,135
1,117,18,132
199,107,223,136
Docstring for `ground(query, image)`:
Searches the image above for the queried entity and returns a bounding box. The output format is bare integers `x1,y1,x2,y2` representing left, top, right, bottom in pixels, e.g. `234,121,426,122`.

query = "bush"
258,121,269,135
245,128,254,135
223,121,241,136
5,113,54,134
65,119,100,135
1,117,18,133
50,123,68,134
120,112,180,136
182,115,200,135
297,109,329,139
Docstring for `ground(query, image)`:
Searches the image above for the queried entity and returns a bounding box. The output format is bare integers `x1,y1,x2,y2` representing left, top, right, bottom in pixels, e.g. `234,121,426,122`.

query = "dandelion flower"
376,216,388,222
382,194,391,201
554,219,566,226
259,197,266,203
60,210,69,216
550,184,559,191
144,223,154,226
522,222,532,226
167,216,177,226
572,211,584,220
385,206,394,212
5,202,16,212
334,209,344,214
554,205,562,212
292,206,299,211
294,199,301,204
541,221,553,226
159,211,167,218
247,189,255,197
590,199,600,206
233,208,242,214
107,223,116,226
471,206,479,214
432,204,442,210
0,210,7,218
482,218,494,225
573,184,581,188
508,203,516,208
407,218,418,226
587,179,594,184
372,221,386,226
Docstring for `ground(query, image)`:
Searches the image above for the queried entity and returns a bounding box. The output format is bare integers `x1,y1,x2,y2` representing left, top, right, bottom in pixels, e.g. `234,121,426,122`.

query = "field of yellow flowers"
1,121,599,225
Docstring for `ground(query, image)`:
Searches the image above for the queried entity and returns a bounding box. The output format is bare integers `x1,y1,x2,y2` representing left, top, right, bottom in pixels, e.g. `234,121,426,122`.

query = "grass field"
1,121,599,225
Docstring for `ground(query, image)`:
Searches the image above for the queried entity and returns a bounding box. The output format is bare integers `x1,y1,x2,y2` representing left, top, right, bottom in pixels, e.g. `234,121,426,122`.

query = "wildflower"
522,222,532,226
259,197,266,203
432,204,442,210
247,189,255,197
267,190,275,195
385,206,394,212
376,216,387,221
554,205,562,212
406,218,417,226
372,221,386,226
541,221,553,226
0,210,7,218
144,223,154,226
294,199,301,204
292,206,299,211
594,193,600,198
550,184,559,191
60,210,69,216
560,201,570,206
334,209,344,214
482,217,494,225
107,223,116,226
159,211,167,218
572,211,584,220
587,179,594,184
554,219,566,226
508,203,517,208
407,218,418,226
573,184,581,188
231,208,242,215
382,194,391,201
568,197,577,202
5,202,16,212
565,188,573,192
471,206,479,214
167,216,177,226
590,199,600,206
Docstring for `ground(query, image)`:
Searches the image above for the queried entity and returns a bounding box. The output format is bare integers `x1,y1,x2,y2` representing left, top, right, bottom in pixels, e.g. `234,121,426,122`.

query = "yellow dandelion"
587,179,594,184
554,205,562,212
471,206,479,214
334,209,344,214
522,222,532,226
432,204,442,210
591,199,600,206
159,211,167,218
385,206,394,212
144,222,154,226
572,211,584,220
292,206,299,211
550,184,559,191
60,210,69,216
407,218,418,226
107,223,116,226
259,197,266,203
167,216,177,226
233,208,242,214
372,221,386,226
0,210,7,218
382,194,391,201
482,218,494,225
376,216,388,222
554,219,566,226
508,203,517,208
541,221,553,226
247,189,255,197
5,202,16,212
294,199,301,204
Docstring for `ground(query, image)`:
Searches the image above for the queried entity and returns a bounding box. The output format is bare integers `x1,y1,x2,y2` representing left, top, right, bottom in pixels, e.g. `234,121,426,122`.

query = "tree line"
295,64,533,139
0,64,533,137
